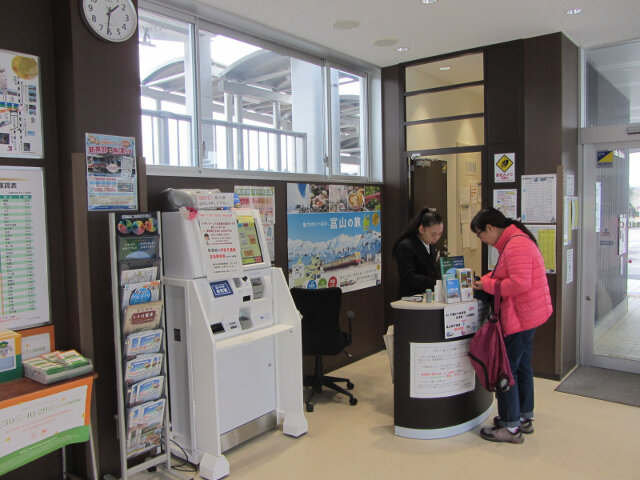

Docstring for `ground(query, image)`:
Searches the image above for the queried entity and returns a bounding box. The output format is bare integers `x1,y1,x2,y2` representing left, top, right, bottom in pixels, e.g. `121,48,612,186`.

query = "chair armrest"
346,310,355,345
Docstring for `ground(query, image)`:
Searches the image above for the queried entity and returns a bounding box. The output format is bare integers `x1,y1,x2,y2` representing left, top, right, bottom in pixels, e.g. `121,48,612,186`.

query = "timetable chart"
0,167,50,330
0,193,36,315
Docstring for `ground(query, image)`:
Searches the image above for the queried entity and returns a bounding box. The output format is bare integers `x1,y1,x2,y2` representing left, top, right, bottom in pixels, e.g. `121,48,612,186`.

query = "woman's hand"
472,279,483,291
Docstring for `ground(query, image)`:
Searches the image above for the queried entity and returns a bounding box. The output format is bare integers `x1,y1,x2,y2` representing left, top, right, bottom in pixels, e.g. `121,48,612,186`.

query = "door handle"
585,296,592,301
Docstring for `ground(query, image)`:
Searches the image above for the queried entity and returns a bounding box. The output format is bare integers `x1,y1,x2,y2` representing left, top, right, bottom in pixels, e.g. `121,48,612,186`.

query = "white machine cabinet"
162,208,307,480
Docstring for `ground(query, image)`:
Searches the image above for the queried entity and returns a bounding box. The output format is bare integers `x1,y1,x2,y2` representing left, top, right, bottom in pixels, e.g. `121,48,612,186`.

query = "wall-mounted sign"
494,153,515,183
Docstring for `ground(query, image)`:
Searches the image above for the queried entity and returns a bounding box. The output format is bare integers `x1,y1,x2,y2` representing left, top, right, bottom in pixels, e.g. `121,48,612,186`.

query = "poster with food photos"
286,183,382,292
86,133,137,211
0,49,43,158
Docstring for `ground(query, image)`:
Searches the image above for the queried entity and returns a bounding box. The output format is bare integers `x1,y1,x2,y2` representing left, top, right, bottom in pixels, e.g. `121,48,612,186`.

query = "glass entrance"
581,143,640,374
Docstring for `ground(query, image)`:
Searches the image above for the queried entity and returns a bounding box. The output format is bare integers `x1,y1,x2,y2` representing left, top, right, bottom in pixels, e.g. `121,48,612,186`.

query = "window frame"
139,0,377,182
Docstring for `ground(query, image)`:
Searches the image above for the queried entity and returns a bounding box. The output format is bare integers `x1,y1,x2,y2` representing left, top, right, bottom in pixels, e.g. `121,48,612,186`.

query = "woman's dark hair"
392,207,443,256
470,207,537,244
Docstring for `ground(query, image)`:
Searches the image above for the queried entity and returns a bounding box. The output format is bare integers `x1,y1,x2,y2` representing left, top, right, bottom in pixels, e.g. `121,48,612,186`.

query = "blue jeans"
496,328,537,428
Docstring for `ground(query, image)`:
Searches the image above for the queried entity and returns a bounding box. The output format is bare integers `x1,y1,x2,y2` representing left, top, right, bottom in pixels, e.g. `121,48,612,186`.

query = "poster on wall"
286,183,381,292
0,167,51,330
234,185,275,262
85,133,138,211
521,174,556,223
0,49,43,158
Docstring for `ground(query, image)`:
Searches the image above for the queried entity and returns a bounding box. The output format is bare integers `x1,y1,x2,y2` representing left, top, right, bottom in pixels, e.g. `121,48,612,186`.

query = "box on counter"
0,330,22,383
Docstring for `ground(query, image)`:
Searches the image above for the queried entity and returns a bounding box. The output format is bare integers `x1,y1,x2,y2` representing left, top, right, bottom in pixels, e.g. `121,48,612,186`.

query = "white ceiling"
185,0,640,68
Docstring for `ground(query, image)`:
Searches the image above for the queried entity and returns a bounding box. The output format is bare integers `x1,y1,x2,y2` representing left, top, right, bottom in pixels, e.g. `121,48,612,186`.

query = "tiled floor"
594,288,640,361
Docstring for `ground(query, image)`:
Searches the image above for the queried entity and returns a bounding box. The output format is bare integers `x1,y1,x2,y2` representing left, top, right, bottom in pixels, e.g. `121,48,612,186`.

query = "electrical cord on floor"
170,438,198,473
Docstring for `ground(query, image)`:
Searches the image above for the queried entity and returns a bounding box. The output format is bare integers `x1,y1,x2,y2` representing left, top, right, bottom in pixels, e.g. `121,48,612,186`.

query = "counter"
391,299,493,439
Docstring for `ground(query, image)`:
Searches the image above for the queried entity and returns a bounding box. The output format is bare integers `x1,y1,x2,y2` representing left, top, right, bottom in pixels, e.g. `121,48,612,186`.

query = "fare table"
391,299,493,439
0,373,97,478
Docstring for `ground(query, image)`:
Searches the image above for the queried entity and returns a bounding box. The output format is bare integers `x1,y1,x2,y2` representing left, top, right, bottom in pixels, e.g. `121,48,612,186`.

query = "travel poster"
287,183,382,293
85,133,137,211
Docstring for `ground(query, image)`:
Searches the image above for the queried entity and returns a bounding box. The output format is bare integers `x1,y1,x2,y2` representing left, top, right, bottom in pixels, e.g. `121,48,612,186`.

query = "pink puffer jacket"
480,224,552,335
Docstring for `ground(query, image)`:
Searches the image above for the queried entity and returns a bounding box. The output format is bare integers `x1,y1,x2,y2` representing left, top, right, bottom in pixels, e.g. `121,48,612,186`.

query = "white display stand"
162,207,307,480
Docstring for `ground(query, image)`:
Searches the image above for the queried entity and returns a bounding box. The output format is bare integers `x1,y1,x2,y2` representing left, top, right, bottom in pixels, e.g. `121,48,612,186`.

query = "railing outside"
141,110,307,172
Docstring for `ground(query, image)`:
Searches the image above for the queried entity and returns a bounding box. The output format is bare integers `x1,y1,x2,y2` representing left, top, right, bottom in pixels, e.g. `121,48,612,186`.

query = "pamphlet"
121,280,161,309
124,329,163,357
124,353,162,384
117,235,158,261
127,375,164,406
122,300,163,334
126,398,166,458
445,277,461,303
440,256,465,277
120,266,158,286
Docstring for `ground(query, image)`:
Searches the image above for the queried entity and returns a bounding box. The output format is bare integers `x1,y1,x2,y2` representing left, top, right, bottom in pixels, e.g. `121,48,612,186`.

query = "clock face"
81,0,138,43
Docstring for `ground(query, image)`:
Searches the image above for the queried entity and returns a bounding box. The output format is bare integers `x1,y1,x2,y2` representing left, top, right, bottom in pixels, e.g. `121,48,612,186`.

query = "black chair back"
290,287,348,356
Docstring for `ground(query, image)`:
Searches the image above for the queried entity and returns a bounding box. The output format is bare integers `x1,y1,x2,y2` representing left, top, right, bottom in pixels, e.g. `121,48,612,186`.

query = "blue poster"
287,183,382,292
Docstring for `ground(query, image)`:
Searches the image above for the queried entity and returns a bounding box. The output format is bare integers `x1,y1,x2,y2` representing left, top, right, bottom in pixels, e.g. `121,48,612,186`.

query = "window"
585,39,640,127
139,11,195,167
138,8,371,178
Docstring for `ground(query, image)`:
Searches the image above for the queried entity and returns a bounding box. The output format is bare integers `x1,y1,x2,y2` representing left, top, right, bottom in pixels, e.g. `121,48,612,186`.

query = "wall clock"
80,0,138,43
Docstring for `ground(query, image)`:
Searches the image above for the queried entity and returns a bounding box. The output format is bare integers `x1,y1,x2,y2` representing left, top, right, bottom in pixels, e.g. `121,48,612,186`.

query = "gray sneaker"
481,425,524,444
493,416,534,434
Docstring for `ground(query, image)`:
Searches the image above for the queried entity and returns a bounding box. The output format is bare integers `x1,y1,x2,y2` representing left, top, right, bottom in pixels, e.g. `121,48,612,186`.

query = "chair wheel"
346,382,354,390
306,403,314,412
349,397,358,406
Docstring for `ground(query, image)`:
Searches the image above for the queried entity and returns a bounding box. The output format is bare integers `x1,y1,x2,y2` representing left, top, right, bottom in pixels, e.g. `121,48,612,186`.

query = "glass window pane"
330,68,366,176
585,40,640,127
406,85,484,122
406,118,484,151
405,53,483,92
138,11,195,166
198,29,324,174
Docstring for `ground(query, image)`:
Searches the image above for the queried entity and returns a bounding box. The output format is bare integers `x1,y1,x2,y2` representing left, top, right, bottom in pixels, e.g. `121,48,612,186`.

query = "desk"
0,373,97,478
391,300,492,439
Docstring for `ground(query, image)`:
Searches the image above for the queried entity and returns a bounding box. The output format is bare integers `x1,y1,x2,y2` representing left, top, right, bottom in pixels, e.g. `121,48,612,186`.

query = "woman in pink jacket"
470,208,552,444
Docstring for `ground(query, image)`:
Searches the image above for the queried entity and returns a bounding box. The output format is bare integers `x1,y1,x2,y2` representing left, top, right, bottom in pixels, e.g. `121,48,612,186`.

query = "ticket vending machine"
162,202,307,480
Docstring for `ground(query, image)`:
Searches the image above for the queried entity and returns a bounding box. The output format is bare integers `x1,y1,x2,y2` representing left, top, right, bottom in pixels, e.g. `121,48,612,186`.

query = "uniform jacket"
480,224,552,335
394,235,440,298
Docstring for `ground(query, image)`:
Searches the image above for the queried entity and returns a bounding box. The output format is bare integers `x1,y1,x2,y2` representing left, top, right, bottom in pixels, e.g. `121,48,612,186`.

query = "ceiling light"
373,38,398,47
332,19,360,30
421,0,438,4
396,47,409,52
565,8,583,15
439,66,451,71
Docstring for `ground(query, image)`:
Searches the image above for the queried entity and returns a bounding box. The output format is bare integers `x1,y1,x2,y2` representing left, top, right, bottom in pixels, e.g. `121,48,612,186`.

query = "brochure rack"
108,212,174,480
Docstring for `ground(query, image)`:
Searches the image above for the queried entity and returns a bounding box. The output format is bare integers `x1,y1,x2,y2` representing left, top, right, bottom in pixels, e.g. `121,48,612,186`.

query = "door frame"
580,124,640,374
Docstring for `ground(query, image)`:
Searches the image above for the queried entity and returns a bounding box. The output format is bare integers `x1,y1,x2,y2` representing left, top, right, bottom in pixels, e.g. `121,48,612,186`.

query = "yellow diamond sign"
496,155,513,172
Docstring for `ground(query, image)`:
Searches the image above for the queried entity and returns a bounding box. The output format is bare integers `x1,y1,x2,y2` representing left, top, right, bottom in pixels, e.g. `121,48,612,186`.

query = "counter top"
390,299,478,311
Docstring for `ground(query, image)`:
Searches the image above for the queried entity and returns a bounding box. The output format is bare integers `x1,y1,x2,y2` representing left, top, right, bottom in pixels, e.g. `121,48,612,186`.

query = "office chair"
290,287,358,412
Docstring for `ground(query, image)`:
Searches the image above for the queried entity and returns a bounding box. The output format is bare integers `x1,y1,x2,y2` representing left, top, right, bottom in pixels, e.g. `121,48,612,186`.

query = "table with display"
0,373,98,479
391,299,493,439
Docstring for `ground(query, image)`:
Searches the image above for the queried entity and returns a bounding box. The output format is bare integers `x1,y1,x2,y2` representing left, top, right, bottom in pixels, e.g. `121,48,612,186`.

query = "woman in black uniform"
392,208,444,298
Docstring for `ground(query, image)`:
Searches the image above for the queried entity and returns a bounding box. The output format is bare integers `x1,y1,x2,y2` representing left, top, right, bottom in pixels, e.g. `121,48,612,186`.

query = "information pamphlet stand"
107,212,176,480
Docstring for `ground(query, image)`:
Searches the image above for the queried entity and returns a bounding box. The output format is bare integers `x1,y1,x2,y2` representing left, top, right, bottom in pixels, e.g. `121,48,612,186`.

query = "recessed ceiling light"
421,0,438,4
565,8,583,15
332,19,360,30
396,47,409,52
440,66,451,71
373,38,398,47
